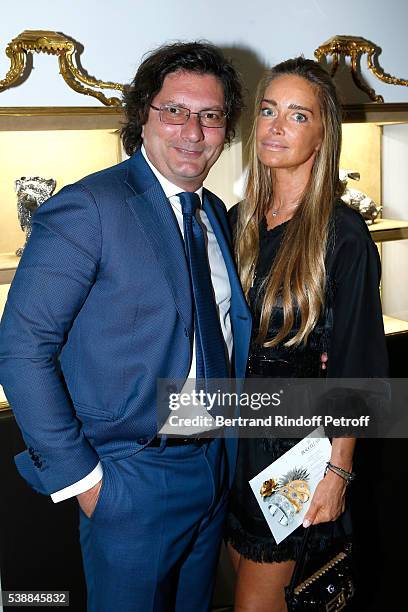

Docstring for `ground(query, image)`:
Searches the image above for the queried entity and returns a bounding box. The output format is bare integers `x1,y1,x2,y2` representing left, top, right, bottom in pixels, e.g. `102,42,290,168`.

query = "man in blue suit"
0,42,251,611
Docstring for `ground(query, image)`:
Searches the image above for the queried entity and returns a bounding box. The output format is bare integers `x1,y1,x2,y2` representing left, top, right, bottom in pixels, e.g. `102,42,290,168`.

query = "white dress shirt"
51,146,232,502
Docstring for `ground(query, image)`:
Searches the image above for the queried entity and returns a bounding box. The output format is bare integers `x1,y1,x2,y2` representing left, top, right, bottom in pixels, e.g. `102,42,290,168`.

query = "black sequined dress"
226,201,389,563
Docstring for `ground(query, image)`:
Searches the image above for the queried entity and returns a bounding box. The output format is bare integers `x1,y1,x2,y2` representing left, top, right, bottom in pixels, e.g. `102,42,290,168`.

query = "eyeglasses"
150,104,227,128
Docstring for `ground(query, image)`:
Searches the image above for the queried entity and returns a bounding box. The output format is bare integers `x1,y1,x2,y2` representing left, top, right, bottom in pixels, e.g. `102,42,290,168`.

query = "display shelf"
0,385,8,411
0,252,19,284
343,103,408,125
383,315,408,337
0,279,9,409
0,106,123,129
369,219,408,242
0,282,10,315
0,283,10,409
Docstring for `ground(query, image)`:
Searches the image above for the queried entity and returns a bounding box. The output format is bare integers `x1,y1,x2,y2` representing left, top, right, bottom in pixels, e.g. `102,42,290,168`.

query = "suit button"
137,438,148,445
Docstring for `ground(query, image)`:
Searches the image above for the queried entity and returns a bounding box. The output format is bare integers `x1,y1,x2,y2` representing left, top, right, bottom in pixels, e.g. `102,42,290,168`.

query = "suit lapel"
124,150,193,332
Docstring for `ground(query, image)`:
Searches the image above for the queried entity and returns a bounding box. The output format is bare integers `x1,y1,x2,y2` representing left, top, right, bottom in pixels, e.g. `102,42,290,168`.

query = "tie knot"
178,192,200,217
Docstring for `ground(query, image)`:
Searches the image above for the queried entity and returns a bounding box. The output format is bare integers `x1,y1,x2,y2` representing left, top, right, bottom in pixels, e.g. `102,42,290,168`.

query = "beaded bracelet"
324,461,356,484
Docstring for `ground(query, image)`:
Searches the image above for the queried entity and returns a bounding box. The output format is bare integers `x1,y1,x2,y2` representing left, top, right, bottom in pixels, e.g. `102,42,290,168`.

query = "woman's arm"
303,437,356,527
304,207,388,526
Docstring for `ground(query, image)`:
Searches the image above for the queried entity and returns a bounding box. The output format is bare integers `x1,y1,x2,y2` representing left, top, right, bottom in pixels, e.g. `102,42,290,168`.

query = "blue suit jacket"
0,149,251,495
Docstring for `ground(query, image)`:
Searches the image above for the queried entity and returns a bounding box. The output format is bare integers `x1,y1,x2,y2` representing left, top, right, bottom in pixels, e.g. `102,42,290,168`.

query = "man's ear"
141,125,144,139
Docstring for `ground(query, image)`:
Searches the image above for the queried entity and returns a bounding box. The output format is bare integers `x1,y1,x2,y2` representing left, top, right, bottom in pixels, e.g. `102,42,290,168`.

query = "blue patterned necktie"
178,191,229,381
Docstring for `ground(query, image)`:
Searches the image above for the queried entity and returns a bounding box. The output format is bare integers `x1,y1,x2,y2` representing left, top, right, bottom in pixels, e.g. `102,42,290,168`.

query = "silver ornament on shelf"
15,176,57,256
339,169,382,225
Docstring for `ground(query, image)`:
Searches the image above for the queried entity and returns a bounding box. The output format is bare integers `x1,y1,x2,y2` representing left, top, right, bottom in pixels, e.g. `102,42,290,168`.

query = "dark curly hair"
121,41,244,155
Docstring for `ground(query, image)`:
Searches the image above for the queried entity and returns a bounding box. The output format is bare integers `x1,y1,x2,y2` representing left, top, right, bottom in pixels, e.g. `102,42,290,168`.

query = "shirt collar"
141,145,203,205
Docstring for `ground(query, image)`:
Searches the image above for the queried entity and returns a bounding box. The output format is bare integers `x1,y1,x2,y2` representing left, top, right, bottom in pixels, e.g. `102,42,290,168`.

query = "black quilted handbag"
285,526,355,611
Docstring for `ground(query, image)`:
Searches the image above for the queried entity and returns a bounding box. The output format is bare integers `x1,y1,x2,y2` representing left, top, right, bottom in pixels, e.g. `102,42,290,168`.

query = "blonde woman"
226,57,388,612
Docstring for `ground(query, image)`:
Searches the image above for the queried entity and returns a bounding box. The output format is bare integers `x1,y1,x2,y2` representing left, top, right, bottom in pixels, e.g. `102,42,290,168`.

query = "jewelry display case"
0,105,125,410
341,103,408,337
316,37,408,339
0,31,127,410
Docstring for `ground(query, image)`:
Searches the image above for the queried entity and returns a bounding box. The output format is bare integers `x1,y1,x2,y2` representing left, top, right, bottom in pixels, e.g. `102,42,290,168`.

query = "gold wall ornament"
0,30,124,106
315,35,408,103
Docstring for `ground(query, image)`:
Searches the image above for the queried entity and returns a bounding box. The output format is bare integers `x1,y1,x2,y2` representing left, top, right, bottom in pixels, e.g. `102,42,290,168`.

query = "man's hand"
77,479,103,518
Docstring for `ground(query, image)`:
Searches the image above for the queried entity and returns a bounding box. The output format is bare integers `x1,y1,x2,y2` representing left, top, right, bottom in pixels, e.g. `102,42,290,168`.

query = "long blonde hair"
235,57,343,347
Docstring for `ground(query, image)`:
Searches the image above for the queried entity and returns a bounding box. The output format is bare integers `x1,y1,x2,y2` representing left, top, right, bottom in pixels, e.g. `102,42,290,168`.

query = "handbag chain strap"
287,525,312,595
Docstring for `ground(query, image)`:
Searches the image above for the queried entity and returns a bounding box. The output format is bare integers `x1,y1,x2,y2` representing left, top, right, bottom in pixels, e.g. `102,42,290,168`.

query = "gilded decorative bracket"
0,30,124,106
315,35,408,103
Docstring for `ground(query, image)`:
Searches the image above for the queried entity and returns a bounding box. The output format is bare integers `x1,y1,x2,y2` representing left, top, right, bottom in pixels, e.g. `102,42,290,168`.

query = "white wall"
1,0,408,107
382,124,408,320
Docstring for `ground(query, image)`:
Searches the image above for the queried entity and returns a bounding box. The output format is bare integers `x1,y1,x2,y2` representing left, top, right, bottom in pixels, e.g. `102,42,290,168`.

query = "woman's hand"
302,469,347,527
